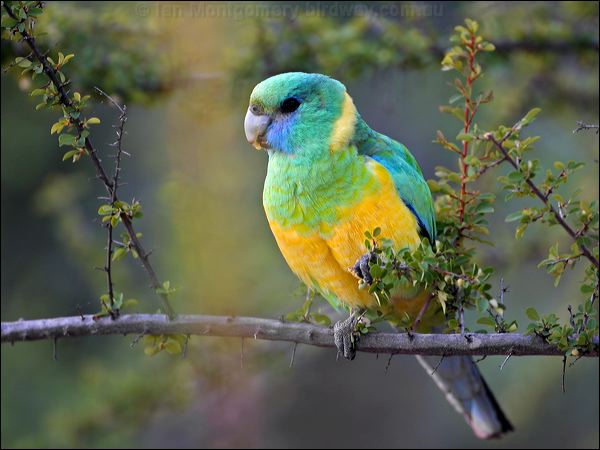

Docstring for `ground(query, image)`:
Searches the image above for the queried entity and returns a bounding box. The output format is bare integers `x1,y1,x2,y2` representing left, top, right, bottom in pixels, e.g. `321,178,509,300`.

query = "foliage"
232,2,599,111
1,3,599,448
1,3,598,360
354,19,599,357
1,0,176,320
283,289,333,327
1,1,172,103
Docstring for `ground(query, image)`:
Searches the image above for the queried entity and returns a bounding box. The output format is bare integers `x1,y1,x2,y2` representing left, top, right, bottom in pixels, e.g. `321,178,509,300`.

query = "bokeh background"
1,1,598,448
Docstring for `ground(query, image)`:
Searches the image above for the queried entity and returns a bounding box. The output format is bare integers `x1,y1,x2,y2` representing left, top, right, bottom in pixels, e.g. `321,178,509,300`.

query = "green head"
244,72,357,159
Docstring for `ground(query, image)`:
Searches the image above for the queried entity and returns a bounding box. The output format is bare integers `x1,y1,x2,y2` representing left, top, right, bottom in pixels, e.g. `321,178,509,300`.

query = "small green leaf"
58,133,76,147
525,307,540,321
15,57,31,68
98,204,114,215
112,247,127,262
62,150,78,161
144,346,160,356
519,108,542,128
123,299,139,309
515,224,527,239
28,7,44,17
1,17,19,28
311,314,331,326
113,292,124,309
456,132,474,142
505,211,523,223
62,54,75,65
476,317,496,327
164,339,183,355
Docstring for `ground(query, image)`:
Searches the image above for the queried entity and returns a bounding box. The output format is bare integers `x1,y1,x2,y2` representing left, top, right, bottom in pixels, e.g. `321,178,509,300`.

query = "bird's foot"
333,309,364,360
349,252,376,285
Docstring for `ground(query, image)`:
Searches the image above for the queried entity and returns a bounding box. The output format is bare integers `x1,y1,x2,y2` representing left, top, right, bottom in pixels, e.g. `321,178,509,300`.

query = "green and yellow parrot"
245,72,513,439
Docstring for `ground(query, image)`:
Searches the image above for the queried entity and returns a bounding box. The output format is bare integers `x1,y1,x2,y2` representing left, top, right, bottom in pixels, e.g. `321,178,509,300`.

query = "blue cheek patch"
266,115,297,154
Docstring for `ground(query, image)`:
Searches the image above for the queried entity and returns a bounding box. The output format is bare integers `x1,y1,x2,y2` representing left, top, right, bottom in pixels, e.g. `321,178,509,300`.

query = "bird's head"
244,72,357,158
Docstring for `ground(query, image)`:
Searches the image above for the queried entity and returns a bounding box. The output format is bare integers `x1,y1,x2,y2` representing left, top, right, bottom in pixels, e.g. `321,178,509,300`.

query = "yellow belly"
268,158,421,309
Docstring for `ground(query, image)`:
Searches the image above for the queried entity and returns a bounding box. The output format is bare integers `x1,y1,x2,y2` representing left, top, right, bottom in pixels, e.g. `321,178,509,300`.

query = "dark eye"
250,104,262,115
280,97,301,114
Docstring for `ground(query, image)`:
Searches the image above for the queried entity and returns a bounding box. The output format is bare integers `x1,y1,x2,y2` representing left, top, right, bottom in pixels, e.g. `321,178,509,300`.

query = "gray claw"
350,252,375,285
334,311,361,360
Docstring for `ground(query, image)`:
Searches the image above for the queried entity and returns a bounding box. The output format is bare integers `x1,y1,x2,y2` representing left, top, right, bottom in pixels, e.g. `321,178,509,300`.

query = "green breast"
263,148,376,235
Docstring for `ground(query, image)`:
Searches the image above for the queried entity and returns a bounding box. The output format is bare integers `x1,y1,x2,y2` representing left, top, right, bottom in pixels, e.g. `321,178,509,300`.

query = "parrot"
244,72,513,439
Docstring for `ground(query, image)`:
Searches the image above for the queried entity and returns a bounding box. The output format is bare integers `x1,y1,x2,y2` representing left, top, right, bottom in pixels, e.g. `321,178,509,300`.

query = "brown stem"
105,94,126,316
457,33,478,241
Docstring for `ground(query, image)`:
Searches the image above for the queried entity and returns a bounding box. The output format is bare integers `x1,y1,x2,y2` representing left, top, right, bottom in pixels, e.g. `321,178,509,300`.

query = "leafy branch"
432,19,599,357
357,18,598,360
2,1,175,318
486,131,598,270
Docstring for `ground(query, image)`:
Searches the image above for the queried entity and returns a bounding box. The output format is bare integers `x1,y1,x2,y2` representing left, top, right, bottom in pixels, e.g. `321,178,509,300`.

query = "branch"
486,133,599,270
97,87,127,317
2,315,598,357
3,3,175,318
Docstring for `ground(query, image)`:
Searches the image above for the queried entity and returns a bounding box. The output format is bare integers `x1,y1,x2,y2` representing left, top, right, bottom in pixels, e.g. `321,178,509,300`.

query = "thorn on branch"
573,121,599,134
182,334,190,359
431,354,446,375
240,337,245,369
385,353,395,374
562,355,567,393
130,334,144,348
289,342,298,368
75,305,85,321
499,350,513,371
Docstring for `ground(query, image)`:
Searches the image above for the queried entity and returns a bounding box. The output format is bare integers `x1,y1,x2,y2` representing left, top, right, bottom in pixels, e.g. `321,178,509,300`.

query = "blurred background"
1,1,598,448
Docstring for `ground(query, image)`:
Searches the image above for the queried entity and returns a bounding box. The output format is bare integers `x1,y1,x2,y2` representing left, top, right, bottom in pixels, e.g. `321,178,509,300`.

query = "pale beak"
244,108,271,150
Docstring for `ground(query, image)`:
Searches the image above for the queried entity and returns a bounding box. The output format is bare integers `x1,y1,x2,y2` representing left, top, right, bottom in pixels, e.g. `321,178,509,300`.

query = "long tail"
391,291,513,438
415,354,513,439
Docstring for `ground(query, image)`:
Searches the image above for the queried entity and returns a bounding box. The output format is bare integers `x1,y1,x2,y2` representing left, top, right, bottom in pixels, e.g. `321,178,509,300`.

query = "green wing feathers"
354,126,436,244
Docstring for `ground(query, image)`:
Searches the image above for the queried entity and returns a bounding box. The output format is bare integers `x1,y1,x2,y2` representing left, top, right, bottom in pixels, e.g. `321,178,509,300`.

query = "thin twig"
96,88,127,317
412,293,433,332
